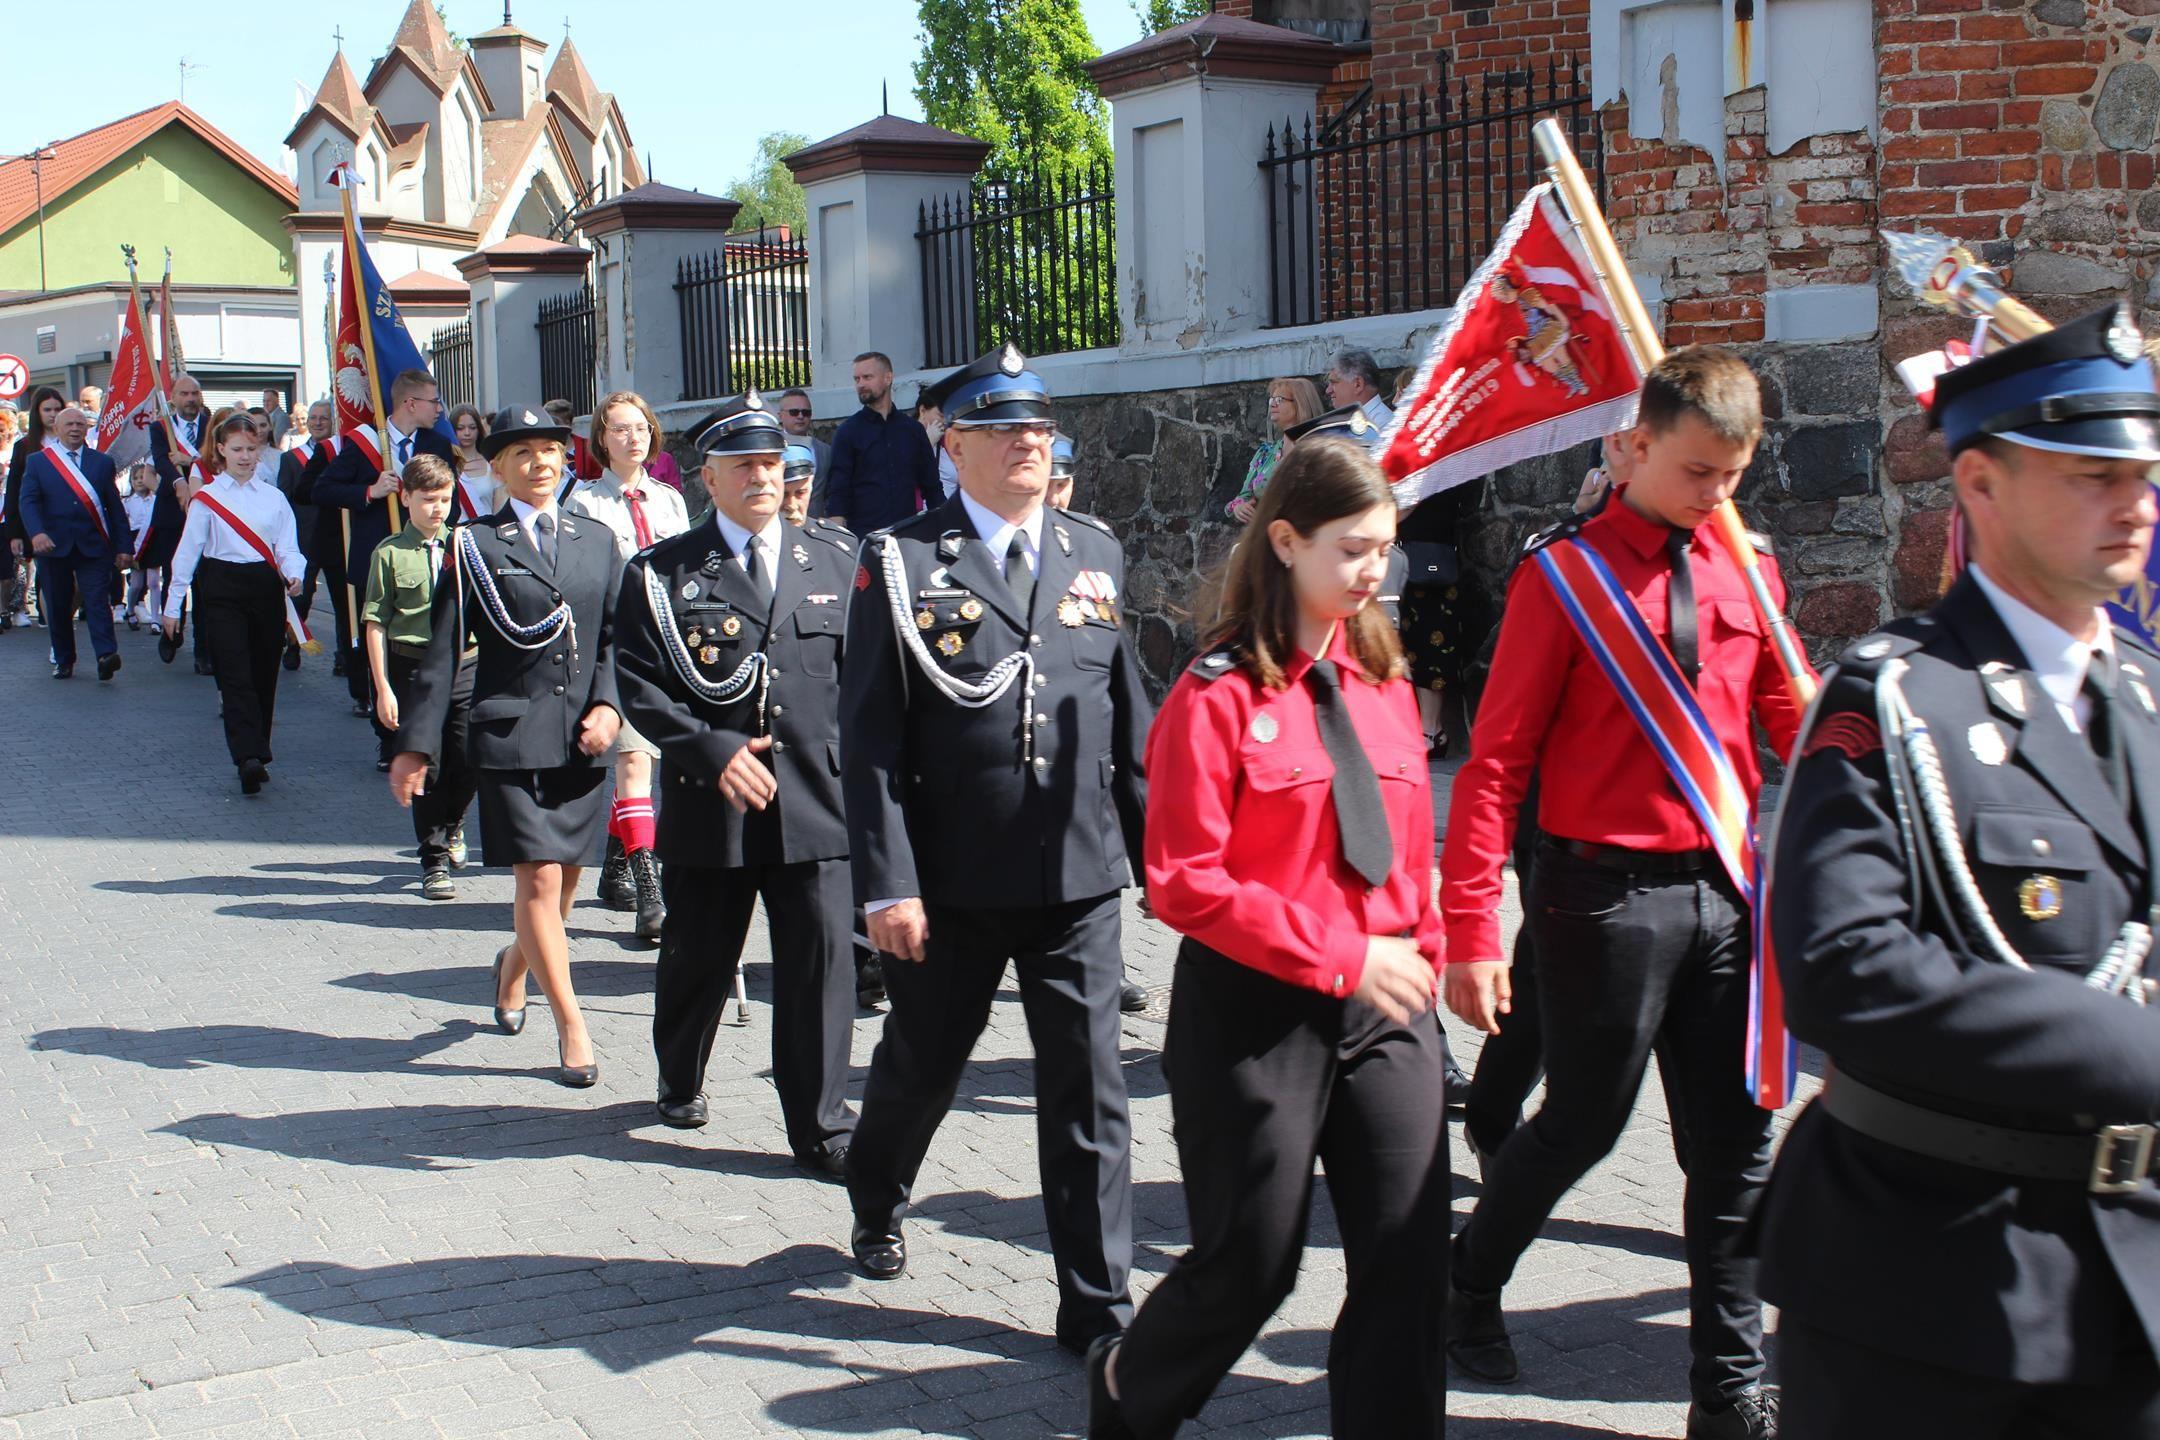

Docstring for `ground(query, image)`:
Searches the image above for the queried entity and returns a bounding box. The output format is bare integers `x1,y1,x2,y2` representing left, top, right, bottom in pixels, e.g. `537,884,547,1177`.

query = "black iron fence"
1261,55,1602,328
675,230,812,402
536,282,597,416
429,318,474,409
917,160,1118,370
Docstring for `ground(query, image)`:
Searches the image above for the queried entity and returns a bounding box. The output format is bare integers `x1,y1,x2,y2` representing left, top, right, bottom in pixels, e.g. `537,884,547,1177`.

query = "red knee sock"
613,796,656,855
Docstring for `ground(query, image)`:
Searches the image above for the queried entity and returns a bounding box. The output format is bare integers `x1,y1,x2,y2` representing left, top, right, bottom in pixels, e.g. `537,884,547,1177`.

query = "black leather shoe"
238,758,267,796
491,948,526,1035
51,662,72,679
1444,1061,1471,1112
855,951,886,1008
157,634,179,664
96,652,120,681
194,657,215,676
1119,979,1149,1014
1688,1385,1779,1440
282,642,301,671
597,836,635,910
1085,1333,1138,1439
850,1221,906,1280
629,848,665,944
657,1096,707,1128
795,1144,848,1181
1446,1283,1518,1383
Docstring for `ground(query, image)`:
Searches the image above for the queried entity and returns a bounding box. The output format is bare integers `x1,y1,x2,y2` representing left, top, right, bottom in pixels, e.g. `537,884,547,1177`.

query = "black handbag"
1400,540,1459,590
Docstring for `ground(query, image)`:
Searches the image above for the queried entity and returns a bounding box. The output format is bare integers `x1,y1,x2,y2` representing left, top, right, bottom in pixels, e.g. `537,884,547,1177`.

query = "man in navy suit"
315,369,454,721
146,372,209,486
19,406,132,679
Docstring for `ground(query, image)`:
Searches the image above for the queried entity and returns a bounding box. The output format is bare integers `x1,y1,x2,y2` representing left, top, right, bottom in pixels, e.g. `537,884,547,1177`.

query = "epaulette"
805,518,855,554
1187,649,1239,682
1517,510,1592,563
1837,616,1937,669
1056,506,1115,536
882,508,943,538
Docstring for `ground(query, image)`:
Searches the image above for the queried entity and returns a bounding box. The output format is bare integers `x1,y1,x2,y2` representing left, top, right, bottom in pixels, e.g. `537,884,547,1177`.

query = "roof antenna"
882,81,890,116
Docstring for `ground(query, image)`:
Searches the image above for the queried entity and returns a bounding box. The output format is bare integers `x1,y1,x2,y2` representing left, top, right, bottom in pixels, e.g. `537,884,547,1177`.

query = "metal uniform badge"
792,543,809,567
915,608,936,630
1056,597,1085,627
1968,722,2008,766
2108,300,2145,364
699,645,720,665
1986,673,2028,718
681,581,700,600
937,632,964,657
721,616,742,637
959,599,984,622
686,629,704,648
2018,874,2064,921
1053,525,1072,555
1251,712,1279,744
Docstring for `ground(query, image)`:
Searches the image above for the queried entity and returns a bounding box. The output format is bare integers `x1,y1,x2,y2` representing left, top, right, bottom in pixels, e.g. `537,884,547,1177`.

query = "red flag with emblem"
95,270,159,470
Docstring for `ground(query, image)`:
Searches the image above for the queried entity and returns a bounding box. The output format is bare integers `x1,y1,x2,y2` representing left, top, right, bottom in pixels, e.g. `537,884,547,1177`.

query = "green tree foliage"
1130,0,1209,33
912,0,1111,177
723,132,811,235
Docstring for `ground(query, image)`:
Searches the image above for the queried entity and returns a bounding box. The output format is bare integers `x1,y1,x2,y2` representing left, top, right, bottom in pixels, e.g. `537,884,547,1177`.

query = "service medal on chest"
721,616,742,637
686,629,703,648
937,632,964,657
2018,874,2064,922
699,645,720,665
959,599,984,622
916,608,936,630
1967,722,2008,766
1057,597,1085,627
1251,712,1279,744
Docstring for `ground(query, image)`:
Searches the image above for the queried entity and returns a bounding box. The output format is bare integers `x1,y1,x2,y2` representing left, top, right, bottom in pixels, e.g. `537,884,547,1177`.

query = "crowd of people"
7,304,2159,1440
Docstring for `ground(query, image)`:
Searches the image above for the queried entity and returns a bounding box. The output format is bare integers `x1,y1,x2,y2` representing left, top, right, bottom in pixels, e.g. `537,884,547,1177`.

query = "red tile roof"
0,102,297,240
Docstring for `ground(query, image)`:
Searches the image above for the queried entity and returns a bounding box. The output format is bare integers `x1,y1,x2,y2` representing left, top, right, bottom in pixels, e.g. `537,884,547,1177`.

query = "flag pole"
151,248,186,464
337,180,402,532
1531,118,1816,707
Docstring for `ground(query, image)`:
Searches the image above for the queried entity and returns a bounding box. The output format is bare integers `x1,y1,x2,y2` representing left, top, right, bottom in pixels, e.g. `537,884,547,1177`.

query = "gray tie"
533,512,556,569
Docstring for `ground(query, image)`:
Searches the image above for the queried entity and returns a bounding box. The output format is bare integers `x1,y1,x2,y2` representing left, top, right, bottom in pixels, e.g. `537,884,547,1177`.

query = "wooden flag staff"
1531,118,1817,707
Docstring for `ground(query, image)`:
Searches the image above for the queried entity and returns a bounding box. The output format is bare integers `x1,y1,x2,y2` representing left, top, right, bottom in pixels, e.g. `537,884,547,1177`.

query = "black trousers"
1454,842,1772,1407
846,892,1133,1348
1781,1316,2160,1439
653,857,857,1158
194,558,286,766
1116,942,1449,1438
387,651,477,869
36,551,117,664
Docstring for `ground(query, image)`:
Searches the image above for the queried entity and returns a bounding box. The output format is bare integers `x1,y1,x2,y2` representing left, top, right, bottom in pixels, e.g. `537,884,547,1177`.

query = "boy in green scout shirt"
363,455,478,901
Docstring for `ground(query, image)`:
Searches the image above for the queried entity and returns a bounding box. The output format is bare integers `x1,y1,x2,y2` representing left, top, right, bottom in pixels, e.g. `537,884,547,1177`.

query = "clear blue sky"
0,0,1151,197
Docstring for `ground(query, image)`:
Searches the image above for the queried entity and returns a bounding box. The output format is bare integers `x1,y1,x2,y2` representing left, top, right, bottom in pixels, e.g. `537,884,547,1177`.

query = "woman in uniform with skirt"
389,406,623,1088
1087,438,1450,1439
161,413,307,794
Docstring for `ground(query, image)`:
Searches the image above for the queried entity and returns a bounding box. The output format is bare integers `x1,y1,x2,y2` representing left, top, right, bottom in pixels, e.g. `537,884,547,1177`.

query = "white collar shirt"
567,467,692,562
711,508,785,579
959,490,1043,578
1970,562,2115,734
506,495,563,554
162,469,305,617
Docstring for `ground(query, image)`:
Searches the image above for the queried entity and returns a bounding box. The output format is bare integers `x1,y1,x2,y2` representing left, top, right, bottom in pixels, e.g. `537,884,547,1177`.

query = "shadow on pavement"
29,1020,529,1079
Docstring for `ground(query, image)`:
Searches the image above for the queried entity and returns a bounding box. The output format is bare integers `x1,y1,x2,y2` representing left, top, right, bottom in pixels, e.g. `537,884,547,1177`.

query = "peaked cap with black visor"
686,390,789,457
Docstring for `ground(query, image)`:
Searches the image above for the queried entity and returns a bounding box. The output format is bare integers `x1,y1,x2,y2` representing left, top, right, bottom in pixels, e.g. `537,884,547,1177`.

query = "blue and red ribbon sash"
1532,535,1796,1108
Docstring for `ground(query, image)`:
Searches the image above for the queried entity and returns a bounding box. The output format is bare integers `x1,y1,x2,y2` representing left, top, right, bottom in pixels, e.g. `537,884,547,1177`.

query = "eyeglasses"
605,422,651,437
1266,394,1289,406
781,407,811,418
976,422,1057,442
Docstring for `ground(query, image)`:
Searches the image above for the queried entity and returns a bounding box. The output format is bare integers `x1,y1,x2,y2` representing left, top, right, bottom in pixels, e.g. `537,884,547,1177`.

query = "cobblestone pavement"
0,609,1816,1438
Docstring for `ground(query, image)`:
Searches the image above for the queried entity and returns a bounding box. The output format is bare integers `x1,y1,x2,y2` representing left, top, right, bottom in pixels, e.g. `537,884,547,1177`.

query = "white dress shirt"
506,495,562,553
384,422,422,474
1969,563,2113,735
1358,395,1395,452
567,467,692,562
163,471,305,618
959,490,1042,578
711,507,785,585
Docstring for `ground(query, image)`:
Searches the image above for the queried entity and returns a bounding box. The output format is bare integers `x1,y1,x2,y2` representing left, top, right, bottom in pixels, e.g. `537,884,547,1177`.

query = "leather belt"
1820,1068,2158,1196
389,640,479,662
1542,836,1715,874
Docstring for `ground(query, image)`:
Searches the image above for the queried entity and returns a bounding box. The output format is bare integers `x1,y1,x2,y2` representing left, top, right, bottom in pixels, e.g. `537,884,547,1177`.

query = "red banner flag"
95,276,160,470
1379,185,1643,504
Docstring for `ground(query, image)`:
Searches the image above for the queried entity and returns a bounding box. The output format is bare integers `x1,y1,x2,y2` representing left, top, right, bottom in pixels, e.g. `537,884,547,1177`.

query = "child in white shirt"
120,463,160,627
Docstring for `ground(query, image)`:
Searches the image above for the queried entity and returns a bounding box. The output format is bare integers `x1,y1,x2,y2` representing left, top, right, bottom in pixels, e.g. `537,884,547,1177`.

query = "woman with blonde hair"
1089,437,1449,1438
1226,377,1323,524
566,389,690,939
447,404,496,519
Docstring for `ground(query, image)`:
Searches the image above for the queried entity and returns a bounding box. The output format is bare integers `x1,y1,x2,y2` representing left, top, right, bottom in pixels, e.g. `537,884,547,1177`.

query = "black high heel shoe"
491,947,526,1036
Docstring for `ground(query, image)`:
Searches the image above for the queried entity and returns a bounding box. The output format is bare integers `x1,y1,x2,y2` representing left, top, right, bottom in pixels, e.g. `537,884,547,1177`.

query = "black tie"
1665,528,1699,683
1307,659,1394,888
2085,654,2132,814
1005,532,1034,614
744,534,772,604
533,512,556,569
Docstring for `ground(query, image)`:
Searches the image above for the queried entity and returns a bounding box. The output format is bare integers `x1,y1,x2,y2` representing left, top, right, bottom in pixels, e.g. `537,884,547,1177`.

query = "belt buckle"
2090,1124,2157,1195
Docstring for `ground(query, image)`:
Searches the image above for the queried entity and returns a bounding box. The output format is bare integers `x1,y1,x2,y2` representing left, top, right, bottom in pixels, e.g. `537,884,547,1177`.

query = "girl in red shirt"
1088,440,1449,1439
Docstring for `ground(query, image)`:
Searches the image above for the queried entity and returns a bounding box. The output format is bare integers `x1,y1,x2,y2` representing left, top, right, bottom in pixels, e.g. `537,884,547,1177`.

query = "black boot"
628,847,665,944
598,835,636,911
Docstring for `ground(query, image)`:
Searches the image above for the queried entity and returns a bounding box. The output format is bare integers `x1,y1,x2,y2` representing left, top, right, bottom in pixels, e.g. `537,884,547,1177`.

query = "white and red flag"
94,258,161,470
1379,184,1644,504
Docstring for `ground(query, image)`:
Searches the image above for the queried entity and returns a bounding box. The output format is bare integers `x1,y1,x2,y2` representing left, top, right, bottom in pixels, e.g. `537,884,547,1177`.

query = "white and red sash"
40,441,111,545
340,424,384,473
192,487,318,652
133,516,155,561
451,473,488,524
1532,535,1795,1109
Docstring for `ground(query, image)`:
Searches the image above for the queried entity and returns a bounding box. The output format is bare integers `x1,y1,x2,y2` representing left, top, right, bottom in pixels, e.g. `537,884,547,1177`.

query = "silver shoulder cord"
641,562,769,723
1877,657,2150,1004
878,532,1037,760
458,525,575,657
